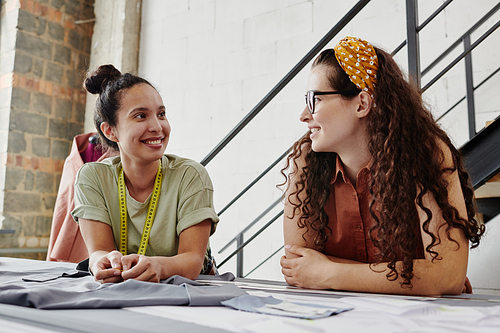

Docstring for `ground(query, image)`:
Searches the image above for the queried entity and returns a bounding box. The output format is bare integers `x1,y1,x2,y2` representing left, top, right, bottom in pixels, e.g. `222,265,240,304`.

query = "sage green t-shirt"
72,154,219,269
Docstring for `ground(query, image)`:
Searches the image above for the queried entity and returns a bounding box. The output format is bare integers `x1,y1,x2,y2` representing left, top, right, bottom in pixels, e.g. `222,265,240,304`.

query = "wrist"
155,256,172,280
324,261,343,290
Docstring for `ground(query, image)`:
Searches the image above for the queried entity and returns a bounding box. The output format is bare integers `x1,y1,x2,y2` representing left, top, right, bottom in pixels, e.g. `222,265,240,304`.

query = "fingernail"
284,245,291,249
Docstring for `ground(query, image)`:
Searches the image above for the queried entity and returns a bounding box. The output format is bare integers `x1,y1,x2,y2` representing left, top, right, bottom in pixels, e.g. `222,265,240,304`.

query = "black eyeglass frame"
305,90,360,114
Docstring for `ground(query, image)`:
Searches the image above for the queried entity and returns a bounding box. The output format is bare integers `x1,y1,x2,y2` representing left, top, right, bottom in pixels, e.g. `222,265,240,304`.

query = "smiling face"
300,65,367,155
102,83,171,166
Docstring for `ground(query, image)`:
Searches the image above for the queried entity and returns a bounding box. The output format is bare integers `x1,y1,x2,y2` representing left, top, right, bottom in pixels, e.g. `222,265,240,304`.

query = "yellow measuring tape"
118,159,162,255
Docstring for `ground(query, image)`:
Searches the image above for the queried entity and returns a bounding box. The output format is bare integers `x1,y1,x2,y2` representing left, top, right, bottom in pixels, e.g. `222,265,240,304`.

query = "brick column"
0,0,94,259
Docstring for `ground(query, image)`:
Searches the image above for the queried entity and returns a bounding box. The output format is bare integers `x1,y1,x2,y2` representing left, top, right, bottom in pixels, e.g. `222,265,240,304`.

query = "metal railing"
209,0,371,277
204,0,500,277
201,0,370,277
437,66,500,124
200,0,371,166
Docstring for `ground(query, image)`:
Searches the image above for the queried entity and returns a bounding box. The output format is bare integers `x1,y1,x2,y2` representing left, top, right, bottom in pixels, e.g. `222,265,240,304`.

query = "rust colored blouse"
322,155,424,263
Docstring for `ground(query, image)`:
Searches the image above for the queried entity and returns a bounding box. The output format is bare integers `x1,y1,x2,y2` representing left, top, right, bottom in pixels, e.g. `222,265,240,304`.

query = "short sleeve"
71,164,112,225
175,165,219,236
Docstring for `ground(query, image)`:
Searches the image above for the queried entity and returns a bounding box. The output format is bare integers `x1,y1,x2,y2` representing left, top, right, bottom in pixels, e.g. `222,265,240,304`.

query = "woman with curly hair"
280,37,484,295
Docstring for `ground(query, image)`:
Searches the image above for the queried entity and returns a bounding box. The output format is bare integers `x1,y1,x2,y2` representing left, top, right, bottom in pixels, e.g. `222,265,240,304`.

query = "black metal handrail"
217,210,284,268
419,4,500,139
217,149,290,216
421,2,500,77
392,1,452,62
200,0,371,166
422,20,500,93
219,197,282,253
417,0,454,32
244,245,284,278
437,66,500,122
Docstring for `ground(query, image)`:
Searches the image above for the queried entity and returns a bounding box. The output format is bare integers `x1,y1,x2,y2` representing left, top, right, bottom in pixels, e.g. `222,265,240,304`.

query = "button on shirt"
322,155,424,263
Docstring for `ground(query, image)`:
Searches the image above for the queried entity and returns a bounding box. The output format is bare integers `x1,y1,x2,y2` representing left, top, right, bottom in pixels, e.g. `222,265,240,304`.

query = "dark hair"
281,47,484,287
83,64,153,150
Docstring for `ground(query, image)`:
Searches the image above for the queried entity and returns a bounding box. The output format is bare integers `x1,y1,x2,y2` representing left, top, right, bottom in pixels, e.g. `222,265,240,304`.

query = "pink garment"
46,133,117,262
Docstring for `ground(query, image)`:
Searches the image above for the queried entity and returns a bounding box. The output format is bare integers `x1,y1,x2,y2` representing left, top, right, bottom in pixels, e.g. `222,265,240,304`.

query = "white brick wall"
139,0,500,281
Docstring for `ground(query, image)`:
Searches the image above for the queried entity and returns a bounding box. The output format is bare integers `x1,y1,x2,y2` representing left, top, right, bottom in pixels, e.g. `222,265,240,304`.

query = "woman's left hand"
120,254,163,283
280,245,336,289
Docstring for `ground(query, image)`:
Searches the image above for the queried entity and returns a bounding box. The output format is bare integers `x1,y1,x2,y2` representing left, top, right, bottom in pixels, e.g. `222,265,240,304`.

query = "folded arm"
281,160,470,296
282,226,468,295
79,218,212,283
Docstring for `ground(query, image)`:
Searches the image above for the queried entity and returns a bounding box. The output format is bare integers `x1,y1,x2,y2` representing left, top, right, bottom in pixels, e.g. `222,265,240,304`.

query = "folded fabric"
22,269,90,282
0,267,97,294
0,268,246,309
222,295,353,319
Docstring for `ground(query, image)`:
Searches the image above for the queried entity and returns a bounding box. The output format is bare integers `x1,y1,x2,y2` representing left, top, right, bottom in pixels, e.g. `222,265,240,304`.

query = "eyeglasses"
305,90,359,114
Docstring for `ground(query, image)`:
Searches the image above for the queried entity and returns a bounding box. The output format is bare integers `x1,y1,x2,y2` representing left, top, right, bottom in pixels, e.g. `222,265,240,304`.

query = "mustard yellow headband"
334,36,378,97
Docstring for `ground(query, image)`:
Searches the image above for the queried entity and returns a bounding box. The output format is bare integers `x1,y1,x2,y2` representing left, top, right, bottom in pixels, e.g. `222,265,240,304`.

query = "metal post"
406,0,421,88
464,35,476,139
236,234,244,278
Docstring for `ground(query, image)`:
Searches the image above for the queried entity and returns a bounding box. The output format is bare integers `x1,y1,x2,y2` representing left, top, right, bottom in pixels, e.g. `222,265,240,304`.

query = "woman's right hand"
281,245,337,289
91,250,124,283
79,218,124,283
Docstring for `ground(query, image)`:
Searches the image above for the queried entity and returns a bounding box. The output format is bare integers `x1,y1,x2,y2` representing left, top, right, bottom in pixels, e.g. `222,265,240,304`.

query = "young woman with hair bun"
72,65,219,283
280,37,484,295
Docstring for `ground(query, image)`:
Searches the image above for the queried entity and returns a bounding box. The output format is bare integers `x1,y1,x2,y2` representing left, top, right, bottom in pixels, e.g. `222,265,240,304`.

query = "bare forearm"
327,259,466,296
282,245,467,296
154,252,205,280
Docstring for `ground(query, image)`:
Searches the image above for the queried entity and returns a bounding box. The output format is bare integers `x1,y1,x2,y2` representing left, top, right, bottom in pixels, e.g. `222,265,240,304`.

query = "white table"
1,257,499,333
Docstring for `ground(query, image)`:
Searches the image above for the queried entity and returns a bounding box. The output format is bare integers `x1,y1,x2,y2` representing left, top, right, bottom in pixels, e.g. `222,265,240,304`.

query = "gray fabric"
0,267,89,284
0,268,246,309
0,267,99,293
22,269,90,282
222,295,353,319
0,304,232,333
166,272,235,286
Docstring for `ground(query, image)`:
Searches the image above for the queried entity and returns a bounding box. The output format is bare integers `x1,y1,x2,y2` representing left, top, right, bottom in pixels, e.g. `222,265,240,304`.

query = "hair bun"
84,64,122,94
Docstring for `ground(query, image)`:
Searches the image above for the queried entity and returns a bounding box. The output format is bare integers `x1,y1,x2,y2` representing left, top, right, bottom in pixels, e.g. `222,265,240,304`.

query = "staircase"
461,117,500,223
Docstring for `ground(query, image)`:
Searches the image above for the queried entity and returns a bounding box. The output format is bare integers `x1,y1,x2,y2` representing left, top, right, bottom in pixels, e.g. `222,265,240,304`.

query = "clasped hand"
92,250,163,283
281,245,473,294
280,245,336,290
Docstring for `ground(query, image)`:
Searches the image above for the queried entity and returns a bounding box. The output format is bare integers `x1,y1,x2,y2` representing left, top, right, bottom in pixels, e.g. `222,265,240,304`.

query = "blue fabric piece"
222,295,353,319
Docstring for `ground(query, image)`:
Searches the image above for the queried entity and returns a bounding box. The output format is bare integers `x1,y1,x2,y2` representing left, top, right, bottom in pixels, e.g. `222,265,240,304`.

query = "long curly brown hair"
281,47,484,287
